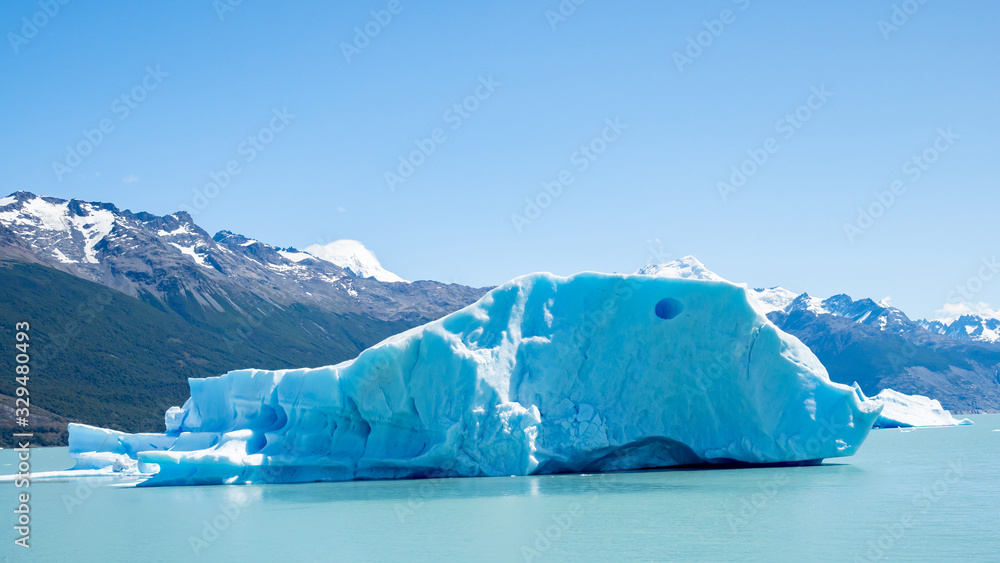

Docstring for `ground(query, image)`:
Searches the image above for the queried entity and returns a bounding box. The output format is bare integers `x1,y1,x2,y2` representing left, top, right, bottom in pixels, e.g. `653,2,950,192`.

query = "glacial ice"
67,271,882,486
866,388,974,428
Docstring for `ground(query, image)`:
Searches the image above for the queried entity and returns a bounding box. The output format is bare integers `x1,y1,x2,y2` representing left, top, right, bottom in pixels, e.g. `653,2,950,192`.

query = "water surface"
2,414,997,562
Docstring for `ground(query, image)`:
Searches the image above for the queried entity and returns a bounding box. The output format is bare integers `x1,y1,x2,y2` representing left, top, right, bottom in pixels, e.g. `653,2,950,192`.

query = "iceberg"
67,272,881,486
867,388,974,428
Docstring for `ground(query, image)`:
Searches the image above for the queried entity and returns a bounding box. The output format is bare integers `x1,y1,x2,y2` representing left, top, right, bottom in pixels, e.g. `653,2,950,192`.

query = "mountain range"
640,256,1000,414
0,191,481,323
638,257,1000,344
0,191,487,446
1,191,997,446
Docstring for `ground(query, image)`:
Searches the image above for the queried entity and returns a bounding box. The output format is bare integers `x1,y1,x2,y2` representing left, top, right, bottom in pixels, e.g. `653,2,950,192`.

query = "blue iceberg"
68,272,882,486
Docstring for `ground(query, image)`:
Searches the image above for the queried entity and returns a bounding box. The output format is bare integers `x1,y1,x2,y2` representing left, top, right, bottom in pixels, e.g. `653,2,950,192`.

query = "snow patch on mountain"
18,197,70,230
51,248,75,264
305,240,407,283
0,194,115,264
749,286,800,315
797,294,832,316
75,210,115,263
157,223,198,238
278,250,313,263
168,243,210,268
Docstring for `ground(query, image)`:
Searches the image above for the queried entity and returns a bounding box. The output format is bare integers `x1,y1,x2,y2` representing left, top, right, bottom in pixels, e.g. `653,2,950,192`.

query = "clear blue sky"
2,0,998,320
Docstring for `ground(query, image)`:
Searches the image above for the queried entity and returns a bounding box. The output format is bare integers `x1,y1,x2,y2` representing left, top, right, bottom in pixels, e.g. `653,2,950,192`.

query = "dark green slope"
0,260,410,446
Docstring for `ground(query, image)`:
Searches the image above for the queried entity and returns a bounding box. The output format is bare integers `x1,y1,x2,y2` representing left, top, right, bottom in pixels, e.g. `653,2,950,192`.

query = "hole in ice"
654,298,683,320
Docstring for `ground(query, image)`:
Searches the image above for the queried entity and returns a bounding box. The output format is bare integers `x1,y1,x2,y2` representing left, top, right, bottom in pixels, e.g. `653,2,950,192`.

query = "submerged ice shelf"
68,272,882,486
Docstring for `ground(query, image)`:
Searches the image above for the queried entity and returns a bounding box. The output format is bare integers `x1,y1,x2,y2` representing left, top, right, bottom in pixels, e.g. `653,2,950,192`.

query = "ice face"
68,272,882,486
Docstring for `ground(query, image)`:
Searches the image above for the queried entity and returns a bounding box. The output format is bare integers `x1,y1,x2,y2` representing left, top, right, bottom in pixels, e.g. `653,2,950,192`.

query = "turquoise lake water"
2,414,998,562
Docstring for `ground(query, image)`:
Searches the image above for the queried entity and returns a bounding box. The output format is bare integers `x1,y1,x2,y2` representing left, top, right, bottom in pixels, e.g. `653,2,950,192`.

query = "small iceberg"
865,388,973,428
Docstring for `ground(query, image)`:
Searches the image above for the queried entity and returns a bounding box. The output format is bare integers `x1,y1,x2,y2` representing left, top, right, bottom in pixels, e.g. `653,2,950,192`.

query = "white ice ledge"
866,388,974,428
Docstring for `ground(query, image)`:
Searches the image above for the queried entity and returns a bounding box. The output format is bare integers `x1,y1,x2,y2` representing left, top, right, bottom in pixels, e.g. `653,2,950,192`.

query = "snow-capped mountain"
303,240,407,283
921,315,1000,344
0,191,117,265
747,286,801,315
636,256,727,282
782,293,918,333
0,191,483,323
